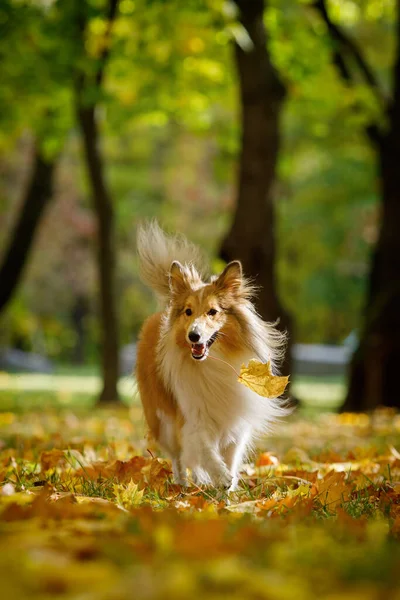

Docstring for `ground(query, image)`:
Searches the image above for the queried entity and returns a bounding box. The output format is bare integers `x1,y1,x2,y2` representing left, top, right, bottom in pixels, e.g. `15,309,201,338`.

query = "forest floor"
1,374,400,599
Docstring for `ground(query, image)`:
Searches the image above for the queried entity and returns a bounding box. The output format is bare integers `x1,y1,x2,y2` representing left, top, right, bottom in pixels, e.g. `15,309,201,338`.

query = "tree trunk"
343,2,400,411
71,294,89,364
220,0,293,377
0,143,57,314
76,104,120,404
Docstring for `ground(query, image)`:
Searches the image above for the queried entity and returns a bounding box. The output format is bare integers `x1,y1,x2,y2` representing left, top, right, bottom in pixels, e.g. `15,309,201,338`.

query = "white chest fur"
158,332,281,440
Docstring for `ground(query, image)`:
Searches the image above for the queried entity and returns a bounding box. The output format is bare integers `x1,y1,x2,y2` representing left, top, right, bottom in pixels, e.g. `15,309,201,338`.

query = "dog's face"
169,260,244,361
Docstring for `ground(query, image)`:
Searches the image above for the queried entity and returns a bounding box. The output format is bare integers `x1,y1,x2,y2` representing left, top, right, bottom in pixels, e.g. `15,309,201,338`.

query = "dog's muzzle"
191,333,218,361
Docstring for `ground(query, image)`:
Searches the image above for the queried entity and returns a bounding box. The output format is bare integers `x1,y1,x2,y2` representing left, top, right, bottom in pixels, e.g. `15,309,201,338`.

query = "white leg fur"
171,458,186,486
191,466,210,486
181,423,232,489
157,335,288,489
157,411,186,485
221,430,251,491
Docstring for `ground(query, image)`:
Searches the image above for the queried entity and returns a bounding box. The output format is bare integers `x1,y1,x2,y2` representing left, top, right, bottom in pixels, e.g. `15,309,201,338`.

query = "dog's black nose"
188,331,200,343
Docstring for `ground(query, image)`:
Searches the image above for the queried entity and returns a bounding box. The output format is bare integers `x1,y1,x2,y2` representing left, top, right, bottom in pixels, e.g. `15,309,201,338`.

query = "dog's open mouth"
191,333,218,361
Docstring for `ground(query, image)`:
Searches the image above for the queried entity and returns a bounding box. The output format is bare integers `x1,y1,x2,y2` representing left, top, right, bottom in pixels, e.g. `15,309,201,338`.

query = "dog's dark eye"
207,308,218,316
185,308,192,316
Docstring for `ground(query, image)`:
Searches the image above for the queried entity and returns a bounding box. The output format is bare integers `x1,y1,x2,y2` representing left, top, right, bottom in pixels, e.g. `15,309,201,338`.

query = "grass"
0,369,345,413
0,370,137,411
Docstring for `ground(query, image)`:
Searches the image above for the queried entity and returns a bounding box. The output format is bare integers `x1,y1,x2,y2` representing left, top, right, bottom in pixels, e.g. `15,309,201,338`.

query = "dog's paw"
227,476,238,492
215,471,233,491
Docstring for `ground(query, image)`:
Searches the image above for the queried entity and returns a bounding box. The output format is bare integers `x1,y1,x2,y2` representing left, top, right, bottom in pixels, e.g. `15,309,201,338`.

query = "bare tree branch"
389,0,400,131
74,0,119,94
312,0,388,146
95,0,119,87
0,143,58,314
313,0,387,109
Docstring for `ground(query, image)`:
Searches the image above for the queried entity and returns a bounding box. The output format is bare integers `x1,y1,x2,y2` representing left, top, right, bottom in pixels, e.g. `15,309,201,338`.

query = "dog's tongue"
191,343,205,357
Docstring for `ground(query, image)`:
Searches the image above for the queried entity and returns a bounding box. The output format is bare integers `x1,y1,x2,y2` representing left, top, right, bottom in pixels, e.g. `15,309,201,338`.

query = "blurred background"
0,0,398,414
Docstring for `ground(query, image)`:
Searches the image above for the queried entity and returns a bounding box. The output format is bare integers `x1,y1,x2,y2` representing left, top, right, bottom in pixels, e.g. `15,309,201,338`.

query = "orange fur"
136,313,182,447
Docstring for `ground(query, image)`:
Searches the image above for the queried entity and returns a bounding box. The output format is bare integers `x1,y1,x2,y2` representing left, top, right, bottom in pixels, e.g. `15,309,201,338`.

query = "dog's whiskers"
214,330,227,339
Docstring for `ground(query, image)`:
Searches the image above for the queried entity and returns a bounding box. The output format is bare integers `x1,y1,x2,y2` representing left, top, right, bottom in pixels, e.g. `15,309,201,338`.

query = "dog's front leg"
181,423,232,489
171,457,187,486
221,430,251,491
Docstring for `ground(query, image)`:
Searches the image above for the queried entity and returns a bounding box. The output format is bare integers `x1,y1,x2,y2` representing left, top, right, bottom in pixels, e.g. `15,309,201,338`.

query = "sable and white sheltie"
136,222,288,490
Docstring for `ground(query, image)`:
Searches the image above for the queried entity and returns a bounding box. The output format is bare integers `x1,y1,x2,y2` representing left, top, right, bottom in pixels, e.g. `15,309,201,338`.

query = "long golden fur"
136,222,287,489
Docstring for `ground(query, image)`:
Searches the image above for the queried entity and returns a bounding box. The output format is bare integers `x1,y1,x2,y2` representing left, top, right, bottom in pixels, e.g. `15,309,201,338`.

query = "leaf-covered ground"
1,401,400,599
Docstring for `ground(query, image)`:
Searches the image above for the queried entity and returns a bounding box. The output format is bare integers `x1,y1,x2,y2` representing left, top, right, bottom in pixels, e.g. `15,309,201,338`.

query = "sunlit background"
0,0,397,414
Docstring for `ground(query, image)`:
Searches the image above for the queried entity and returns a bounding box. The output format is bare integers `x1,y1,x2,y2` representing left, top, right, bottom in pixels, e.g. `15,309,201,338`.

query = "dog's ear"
215,261,242,295
169,261,188,296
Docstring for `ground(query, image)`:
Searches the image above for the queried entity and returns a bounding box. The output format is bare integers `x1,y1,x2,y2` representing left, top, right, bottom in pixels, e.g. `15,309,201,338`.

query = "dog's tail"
137,221,207,302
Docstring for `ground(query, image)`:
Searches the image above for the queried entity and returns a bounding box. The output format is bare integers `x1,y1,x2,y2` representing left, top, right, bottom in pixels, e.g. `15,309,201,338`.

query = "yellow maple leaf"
113,479,144,508
238,359,289,398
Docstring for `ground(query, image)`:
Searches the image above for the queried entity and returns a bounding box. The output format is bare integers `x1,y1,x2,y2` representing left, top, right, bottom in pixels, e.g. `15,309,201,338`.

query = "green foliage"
0,0,397,360
271,0,388,342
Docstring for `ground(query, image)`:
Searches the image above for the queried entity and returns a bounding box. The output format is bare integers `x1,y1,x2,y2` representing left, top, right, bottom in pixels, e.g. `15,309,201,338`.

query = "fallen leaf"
316,471,351,511
41,449,67,471
113,480,144,508
256,452,279,467
142,458,173,493
238,360,289,398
